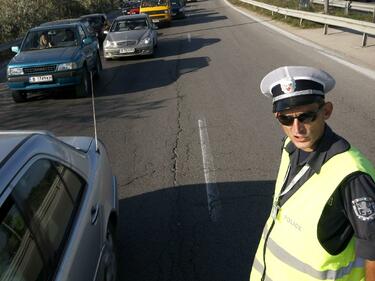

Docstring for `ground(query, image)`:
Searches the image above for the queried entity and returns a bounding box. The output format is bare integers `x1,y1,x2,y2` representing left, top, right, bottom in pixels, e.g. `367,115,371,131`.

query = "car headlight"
164,10,169,13
57,62,78,71
104,40,116,48
141,37,151,45
7,67,24,76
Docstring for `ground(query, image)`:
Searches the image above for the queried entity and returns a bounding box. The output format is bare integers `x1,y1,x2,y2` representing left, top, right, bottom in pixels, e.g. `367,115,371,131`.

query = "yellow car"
140,0,172,26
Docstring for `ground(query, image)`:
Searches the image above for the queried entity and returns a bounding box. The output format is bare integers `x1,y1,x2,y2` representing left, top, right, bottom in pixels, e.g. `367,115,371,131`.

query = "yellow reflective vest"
250,139,375,281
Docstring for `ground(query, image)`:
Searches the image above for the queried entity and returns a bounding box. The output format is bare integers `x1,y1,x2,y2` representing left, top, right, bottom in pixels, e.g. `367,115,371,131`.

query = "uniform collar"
284,125,350,174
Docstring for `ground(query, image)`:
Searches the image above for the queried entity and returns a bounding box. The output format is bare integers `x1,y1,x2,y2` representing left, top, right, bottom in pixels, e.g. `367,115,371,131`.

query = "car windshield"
141,0,168,7
22,28,79,51
86,17,103,27
111,19,148,32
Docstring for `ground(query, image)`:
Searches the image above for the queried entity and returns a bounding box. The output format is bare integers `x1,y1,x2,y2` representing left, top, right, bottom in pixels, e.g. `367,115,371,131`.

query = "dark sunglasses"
276,104,325,126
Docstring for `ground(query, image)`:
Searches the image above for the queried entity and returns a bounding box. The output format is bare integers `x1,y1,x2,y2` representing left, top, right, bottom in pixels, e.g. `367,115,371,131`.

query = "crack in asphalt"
171,87,183,187
122,169,156,186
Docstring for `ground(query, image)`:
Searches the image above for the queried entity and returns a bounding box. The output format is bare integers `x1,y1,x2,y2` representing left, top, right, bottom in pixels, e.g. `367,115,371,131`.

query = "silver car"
103,14,158,59
0,131,118,281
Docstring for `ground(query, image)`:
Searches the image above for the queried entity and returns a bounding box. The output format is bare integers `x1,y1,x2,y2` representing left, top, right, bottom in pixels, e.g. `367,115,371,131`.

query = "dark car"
40,18,98,41
121,1,141,15
7,22,101,103
0,130,118,281
171,0,186,18
80,14,109,44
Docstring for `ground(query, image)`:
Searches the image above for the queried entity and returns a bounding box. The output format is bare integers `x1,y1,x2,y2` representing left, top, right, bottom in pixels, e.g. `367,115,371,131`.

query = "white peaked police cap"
260,66,336,112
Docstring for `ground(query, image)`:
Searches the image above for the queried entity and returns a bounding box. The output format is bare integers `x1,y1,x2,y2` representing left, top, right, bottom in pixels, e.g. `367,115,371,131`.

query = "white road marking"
223,0,375,81
198,118,222,222
187,33,192,43
319,51,375,80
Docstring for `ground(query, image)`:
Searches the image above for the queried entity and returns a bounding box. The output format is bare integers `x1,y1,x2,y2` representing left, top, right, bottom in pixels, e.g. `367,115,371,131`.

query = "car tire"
103,224,118,281
12,90,27,103
75,66,91,98
154,37,158,48
94,54,102,80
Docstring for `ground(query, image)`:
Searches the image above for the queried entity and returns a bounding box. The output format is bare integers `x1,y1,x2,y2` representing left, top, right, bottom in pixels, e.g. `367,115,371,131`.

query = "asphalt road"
1,0,375,280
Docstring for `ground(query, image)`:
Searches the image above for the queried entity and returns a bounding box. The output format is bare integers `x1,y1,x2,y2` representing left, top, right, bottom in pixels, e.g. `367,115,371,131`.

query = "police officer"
250,66,375,281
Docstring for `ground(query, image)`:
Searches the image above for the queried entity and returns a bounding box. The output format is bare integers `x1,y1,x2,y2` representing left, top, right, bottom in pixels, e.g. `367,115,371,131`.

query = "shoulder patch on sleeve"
352,197,375,222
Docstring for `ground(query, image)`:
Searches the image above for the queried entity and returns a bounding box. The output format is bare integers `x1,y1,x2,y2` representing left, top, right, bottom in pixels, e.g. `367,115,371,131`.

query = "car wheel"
103,224,118,281
75,66,91,98
94,54,102,80
12,90,27,103
154,37,158,48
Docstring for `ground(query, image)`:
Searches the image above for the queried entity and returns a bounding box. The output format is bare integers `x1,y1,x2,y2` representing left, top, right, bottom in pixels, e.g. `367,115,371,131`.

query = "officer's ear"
322,102,333,120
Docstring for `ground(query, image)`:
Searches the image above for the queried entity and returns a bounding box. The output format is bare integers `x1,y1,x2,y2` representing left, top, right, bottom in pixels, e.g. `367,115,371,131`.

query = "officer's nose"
292,117,306,134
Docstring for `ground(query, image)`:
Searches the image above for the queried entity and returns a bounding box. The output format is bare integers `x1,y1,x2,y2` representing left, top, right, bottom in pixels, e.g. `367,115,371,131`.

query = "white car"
103,14,158,59
0,131,118,281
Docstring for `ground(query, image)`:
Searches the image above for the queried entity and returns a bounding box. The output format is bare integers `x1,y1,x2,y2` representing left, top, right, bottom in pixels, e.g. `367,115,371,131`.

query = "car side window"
11,159,86,274
0,198,46,281
78,26,86,40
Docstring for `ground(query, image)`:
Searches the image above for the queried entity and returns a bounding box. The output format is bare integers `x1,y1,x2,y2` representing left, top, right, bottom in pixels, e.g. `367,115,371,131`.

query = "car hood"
107,30,148,42
10,47,80,66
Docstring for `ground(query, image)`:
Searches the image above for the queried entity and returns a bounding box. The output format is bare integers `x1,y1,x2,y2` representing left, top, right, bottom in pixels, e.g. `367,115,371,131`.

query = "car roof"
80,13,106,18
38,18,84,28
115,14,148,20
0,131,93,198
0,131,53,167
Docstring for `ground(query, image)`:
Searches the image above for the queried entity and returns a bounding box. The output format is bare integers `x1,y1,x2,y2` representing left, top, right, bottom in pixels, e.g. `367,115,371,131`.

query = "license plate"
120,48,135,54
29,75,53,83
152,19,160,23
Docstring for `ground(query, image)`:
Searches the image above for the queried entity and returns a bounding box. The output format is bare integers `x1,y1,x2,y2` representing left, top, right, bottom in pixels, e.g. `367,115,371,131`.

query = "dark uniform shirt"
278,125,375,260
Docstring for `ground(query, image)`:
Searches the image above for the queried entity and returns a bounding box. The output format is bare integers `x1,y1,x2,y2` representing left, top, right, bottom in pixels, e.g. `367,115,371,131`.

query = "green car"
7,21,102,103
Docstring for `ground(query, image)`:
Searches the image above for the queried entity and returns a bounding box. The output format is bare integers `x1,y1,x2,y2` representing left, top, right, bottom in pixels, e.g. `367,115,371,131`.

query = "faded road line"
198,118,222,222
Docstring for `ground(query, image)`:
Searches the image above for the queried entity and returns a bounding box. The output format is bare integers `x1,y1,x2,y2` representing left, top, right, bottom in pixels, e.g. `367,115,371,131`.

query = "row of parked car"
6,0,188,104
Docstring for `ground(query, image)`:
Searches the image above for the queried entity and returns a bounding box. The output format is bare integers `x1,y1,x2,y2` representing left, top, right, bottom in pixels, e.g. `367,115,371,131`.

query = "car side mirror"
11,46,20,53
83,37,93,45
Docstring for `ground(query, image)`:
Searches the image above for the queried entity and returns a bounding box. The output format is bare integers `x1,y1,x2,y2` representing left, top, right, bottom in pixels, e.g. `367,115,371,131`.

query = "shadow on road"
172,11,228,27
98,56,210,96
153,37,221,59
0,56,209,131
117,180,274,281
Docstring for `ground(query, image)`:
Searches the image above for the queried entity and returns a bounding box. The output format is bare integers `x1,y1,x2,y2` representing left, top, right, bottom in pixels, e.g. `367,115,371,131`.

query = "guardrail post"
373,8,375,23
323,24,328,35
362,33,368,47
344,1,351,15
300,18,303,26
324,0,329,14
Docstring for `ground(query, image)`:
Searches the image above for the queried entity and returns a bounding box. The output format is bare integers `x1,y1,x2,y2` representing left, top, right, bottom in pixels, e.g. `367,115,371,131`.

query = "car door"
78,25,96,71
0,196,49,281
9,157,102,281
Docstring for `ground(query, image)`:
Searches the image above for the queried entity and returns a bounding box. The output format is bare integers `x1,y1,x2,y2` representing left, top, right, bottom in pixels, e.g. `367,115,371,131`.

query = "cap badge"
280,78,296,94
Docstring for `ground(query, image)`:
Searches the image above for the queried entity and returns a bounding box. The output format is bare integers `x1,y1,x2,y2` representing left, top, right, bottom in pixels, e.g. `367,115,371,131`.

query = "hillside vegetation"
0,0,120,43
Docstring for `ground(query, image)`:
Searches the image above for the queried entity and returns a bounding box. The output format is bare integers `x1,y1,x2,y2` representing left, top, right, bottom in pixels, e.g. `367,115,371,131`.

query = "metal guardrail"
312,0,375,14
240,0,375,46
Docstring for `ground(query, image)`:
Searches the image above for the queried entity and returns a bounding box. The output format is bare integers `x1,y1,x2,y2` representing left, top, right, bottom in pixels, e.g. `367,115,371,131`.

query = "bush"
0,0,120,43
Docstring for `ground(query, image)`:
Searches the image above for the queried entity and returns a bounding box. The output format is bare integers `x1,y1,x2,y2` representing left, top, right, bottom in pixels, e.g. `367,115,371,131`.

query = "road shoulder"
226,1,375,70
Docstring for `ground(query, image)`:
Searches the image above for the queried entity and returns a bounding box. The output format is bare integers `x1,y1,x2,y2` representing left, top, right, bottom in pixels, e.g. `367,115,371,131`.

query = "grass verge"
227,0,374,29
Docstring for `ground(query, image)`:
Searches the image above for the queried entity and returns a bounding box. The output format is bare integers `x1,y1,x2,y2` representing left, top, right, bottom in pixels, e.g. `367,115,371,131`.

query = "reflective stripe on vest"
250,142,375,281
253,225,365,280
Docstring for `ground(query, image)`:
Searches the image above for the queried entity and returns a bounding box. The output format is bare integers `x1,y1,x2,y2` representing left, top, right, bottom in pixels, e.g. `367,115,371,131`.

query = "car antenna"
90,71,99,152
